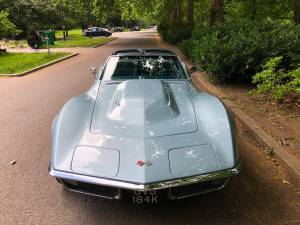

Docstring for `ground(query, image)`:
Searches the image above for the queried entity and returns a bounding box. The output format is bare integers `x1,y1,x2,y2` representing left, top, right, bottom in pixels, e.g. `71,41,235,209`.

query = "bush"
251,57,300,101
180,19,300,82
0,11,16,38
158,21,192,44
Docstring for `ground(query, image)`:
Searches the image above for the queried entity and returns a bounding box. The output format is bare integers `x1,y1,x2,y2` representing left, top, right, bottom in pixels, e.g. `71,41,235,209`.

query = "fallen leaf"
282,179,290,185
279,138,290,146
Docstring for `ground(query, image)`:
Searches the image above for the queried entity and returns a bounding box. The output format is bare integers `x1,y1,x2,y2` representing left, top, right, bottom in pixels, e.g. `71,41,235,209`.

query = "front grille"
59,178,228,201
169,178,228,199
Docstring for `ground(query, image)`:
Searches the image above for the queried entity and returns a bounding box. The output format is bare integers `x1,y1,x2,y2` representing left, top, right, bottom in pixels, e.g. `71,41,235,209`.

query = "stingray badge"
136,160,152,167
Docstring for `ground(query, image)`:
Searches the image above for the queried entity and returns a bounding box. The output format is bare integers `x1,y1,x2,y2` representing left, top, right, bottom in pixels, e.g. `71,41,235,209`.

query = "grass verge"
0,52,69,74
48,29,115,48
52,36,115,48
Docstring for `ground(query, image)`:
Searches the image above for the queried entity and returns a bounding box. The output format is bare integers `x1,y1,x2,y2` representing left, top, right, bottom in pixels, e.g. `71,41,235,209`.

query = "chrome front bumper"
49,162,241,197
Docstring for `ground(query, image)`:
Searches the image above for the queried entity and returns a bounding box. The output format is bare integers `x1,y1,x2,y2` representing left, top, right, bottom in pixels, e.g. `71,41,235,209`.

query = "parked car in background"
130,25,141,31
83,27,112,37
113,27,124,32
49,49,241,202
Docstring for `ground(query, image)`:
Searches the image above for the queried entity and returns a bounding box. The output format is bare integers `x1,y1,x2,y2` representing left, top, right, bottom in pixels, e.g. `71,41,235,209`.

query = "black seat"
112,61,136,79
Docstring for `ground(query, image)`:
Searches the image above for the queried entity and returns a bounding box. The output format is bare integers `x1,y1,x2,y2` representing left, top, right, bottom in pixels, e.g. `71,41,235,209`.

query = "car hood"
91,80,198,139
52,80,236,183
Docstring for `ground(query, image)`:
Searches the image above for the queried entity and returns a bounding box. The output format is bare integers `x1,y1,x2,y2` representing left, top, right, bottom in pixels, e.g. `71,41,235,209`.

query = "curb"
0,53,79,78
92,37,118,48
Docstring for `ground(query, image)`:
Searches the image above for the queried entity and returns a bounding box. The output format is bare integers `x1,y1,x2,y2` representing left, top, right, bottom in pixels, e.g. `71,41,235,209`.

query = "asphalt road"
0,31,299,225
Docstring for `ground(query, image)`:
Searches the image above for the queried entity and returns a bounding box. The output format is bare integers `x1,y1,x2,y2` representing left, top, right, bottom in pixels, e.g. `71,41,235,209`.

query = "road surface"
0,31,299,225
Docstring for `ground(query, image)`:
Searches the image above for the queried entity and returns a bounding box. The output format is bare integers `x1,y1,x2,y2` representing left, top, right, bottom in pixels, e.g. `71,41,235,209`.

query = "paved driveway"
0,31,299,225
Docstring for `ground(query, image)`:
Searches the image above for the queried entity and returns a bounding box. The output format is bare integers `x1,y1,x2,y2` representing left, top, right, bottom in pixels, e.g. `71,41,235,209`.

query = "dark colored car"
113,27,124,32
84,27,112,37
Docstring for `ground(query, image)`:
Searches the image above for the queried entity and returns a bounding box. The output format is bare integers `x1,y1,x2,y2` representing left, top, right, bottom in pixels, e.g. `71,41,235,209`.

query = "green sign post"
44,34,50,56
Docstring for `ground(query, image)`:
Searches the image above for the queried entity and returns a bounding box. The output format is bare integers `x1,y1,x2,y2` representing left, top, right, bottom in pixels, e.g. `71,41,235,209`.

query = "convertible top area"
101,50,187,80
112,49,177,56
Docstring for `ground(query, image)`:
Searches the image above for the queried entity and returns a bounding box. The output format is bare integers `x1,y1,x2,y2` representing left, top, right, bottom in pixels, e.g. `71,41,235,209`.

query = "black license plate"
132,190,159,204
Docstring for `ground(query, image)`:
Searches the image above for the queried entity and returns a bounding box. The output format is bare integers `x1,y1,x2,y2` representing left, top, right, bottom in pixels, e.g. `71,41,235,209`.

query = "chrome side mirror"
90,67,99,79
99,64,104,73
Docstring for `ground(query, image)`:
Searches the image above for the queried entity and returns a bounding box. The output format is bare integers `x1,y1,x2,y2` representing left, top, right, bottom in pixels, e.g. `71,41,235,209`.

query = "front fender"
188,83,238,170
51,82,100,171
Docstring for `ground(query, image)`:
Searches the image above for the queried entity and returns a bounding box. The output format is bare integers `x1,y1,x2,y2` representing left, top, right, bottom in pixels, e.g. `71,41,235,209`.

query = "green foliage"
4,0,60,31
252,57,300,101
225,0,293,21
180,19,300,82
0,0,155,40
0,11,16,38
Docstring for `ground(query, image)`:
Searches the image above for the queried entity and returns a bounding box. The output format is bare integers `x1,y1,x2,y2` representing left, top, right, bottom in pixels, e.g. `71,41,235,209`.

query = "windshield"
101,56,187,80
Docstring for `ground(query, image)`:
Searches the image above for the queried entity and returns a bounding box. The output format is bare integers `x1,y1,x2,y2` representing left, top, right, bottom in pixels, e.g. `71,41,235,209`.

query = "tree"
187,0,194,29
2,0,60,32
0,10,16,38
210,0,224,25
250,0,257,20
294,0,300,24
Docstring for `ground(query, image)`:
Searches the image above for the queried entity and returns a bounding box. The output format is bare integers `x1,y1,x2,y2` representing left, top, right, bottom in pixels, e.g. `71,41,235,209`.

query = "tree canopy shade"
0,0,299,34
0,0,132,33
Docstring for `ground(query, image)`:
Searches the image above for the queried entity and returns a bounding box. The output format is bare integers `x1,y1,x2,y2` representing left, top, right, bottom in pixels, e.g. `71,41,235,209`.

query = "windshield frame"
99,55,189,81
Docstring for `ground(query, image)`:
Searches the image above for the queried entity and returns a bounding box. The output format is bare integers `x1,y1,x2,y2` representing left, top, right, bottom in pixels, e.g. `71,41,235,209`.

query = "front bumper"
49,162,241,200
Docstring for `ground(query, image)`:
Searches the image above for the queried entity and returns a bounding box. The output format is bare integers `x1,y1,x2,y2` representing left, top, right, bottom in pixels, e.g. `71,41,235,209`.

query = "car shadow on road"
60,164,298,225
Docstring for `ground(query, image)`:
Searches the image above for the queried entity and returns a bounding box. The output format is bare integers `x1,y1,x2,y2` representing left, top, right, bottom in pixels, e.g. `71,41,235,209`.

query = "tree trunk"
210,0,225,25
187,0,194,29
251,0,257,20
171,1,182,24
171,7,178,23
177,1,183,23
294,0,300,24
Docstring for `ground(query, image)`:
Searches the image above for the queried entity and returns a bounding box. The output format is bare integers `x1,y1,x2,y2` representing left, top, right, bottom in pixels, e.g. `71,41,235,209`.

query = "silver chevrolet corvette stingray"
49,49,240,202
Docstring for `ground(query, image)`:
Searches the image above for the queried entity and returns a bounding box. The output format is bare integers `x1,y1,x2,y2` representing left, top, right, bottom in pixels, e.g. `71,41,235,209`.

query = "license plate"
132,190,158,204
